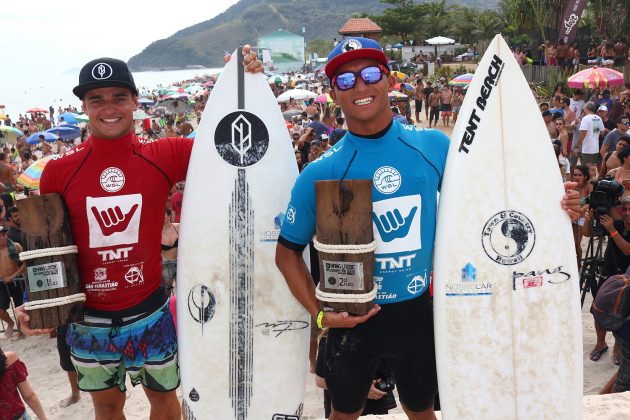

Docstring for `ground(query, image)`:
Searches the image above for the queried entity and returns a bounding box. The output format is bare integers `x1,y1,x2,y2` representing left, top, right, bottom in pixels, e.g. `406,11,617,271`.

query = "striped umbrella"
17,155,57,189
567,66,624,89
449,73,474,86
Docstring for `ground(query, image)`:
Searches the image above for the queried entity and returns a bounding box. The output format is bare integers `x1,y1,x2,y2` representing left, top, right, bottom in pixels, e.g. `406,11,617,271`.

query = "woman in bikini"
161,208,179,295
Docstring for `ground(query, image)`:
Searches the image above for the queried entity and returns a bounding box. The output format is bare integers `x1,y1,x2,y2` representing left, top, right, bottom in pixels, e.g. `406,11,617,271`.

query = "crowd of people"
0,33,628,419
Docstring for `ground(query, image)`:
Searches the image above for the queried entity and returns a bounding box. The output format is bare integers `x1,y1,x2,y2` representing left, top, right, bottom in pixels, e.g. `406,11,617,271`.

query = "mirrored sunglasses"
333,66,387,91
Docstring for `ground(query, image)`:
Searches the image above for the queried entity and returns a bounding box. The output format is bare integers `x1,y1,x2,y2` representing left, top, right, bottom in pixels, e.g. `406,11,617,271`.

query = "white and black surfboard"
177,49,310,420
433,35,582,419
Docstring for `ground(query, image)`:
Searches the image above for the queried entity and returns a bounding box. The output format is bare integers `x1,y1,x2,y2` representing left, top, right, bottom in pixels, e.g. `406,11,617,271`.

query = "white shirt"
570,98,585,119
579,113,604,154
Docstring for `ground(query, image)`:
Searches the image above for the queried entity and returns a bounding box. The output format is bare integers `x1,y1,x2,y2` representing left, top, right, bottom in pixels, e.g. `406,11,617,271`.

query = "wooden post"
17,193,83,329
315,180,375,315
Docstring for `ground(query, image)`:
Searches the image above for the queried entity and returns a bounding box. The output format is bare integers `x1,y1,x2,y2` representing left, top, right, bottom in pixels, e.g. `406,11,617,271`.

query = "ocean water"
0,67,223,118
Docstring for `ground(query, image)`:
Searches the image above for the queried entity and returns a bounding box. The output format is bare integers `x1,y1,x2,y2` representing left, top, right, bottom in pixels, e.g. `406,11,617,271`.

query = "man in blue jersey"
275,37,581,420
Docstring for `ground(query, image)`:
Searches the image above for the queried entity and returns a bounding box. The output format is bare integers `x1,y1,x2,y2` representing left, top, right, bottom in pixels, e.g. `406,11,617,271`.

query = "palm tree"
472,10,504,42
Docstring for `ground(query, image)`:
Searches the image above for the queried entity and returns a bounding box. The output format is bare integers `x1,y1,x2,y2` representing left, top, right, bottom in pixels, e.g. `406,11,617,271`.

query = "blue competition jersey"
280,121,449,304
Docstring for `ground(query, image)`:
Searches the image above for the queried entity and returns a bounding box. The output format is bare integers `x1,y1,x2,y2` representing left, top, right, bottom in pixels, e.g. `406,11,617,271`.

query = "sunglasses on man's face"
333,66,388,91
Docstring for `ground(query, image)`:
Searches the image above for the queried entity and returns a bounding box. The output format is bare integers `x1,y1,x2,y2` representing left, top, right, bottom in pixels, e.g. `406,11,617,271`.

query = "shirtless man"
428,89,441,128
543,110,558,139
0,153,17,193
414,78,424,123
440,85,453,127
0,225,25,338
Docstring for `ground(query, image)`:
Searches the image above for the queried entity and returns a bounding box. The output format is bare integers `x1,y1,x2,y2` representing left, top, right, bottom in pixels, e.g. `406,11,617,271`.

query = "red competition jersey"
40,132,192,312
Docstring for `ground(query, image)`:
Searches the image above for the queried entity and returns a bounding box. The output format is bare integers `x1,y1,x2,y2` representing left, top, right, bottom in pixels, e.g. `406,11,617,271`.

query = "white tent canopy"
276,89,318,102
426,36,455,45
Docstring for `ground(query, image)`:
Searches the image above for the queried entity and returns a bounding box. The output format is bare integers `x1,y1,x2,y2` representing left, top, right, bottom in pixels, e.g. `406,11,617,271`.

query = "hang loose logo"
372,207,418,243
231,114,252,165
91,204,139,236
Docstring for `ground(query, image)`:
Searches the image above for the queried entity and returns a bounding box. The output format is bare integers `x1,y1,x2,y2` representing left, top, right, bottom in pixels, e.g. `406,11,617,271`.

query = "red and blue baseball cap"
73,57,139,99
325,37,389,79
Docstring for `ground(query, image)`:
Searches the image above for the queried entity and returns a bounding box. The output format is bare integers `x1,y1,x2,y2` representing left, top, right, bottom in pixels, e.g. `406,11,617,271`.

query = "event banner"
559,0,587,45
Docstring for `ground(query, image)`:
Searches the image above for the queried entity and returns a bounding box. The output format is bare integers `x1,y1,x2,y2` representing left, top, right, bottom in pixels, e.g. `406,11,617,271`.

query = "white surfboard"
177,49,310,420
433,34,582,419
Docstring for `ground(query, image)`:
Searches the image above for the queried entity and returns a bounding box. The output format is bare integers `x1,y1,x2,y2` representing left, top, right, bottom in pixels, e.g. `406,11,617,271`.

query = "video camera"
583,176,624,232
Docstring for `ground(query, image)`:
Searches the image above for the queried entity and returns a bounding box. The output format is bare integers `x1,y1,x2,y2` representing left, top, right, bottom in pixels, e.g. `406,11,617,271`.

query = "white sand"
1,289,628,419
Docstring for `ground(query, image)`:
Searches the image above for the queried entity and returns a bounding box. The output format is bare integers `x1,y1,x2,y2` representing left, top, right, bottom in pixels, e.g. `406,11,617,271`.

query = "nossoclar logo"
373,166,401,194
100,167,125,193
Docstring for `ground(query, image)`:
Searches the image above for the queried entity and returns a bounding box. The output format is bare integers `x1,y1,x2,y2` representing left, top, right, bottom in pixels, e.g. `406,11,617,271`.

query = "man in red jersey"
18,51,262,420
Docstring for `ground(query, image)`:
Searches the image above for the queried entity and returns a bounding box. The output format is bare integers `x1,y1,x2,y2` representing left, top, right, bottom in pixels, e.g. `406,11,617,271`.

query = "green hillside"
127,0,497,70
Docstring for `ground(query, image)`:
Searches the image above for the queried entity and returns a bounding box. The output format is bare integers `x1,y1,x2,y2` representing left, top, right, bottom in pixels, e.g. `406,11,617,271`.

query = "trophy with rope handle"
16,193,84,329
314,179,376,315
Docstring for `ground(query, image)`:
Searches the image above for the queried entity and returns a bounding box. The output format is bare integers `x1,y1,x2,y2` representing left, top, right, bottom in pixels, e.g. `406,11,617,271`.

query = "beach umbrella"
161,92,191,101
567,66,624,89
26,107,48,114
202,80,214,87
393,43,404,49
57,112,79,125
0,125,23,145
159,99,188,114
26,131,59,145
390,71,407,81
268,74,288,84
315,93,333,104
74,113,90,123
0,125,24,136
133,110,150,120
449,73,474,86
426,36,455,58
282,109,302,121
46,125,81,139
187,130,196,139
388,91,408,99
17,155,57,190
426,36,455,45
184,85,204,94
276,89,317,102
393,83,414,91
138,97,155,105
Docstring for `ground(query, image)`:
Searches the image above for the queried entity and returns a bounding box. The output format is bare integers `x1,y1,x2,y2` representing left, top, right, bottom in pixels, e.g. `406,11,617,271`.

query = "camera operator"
584,196,630,363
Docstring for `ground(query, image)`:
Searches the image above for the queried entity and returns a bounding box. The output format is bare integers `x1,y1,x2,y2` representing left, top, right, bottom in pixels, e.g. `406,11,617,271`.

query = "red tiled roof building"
338,18,382,41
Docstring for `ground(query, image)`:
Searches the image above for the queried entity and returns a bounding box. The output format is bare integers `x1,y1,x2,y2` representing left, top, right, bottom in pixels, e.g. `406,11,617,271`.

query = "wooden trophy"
17,193,84,329
315,179,375,315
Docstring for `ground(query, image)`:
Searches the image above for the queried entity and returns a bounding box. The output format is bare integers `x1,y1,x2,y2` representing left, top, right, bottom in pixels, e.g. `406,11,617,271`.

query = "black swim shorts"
324,293,437,414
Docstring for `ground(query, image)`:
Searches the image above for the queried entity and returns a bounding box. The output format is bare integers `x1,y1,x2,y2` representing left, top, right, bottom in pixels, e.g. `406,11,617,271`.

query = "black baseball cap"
73,58,139,99
0,225,7,234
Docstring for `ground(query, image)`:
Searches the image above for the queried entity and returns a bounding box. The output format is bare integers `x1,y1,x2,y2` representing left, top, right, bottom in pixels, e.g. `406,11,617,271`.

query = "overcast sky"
1,0,239,77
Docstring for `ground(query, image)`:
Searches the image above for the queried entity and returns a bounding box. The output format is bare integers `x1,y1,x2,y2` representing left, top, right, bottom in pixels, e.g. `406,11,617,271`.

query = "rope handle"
313,236,377,255
315,282,377,303
20,246,78,261
24,293,86,311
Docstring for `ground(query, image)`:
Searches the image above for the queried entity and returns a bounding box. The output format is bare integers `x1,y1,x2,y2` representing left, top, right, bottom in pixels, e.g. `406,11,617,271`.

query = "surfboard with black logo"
433,34,582,419
177,49,309,420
